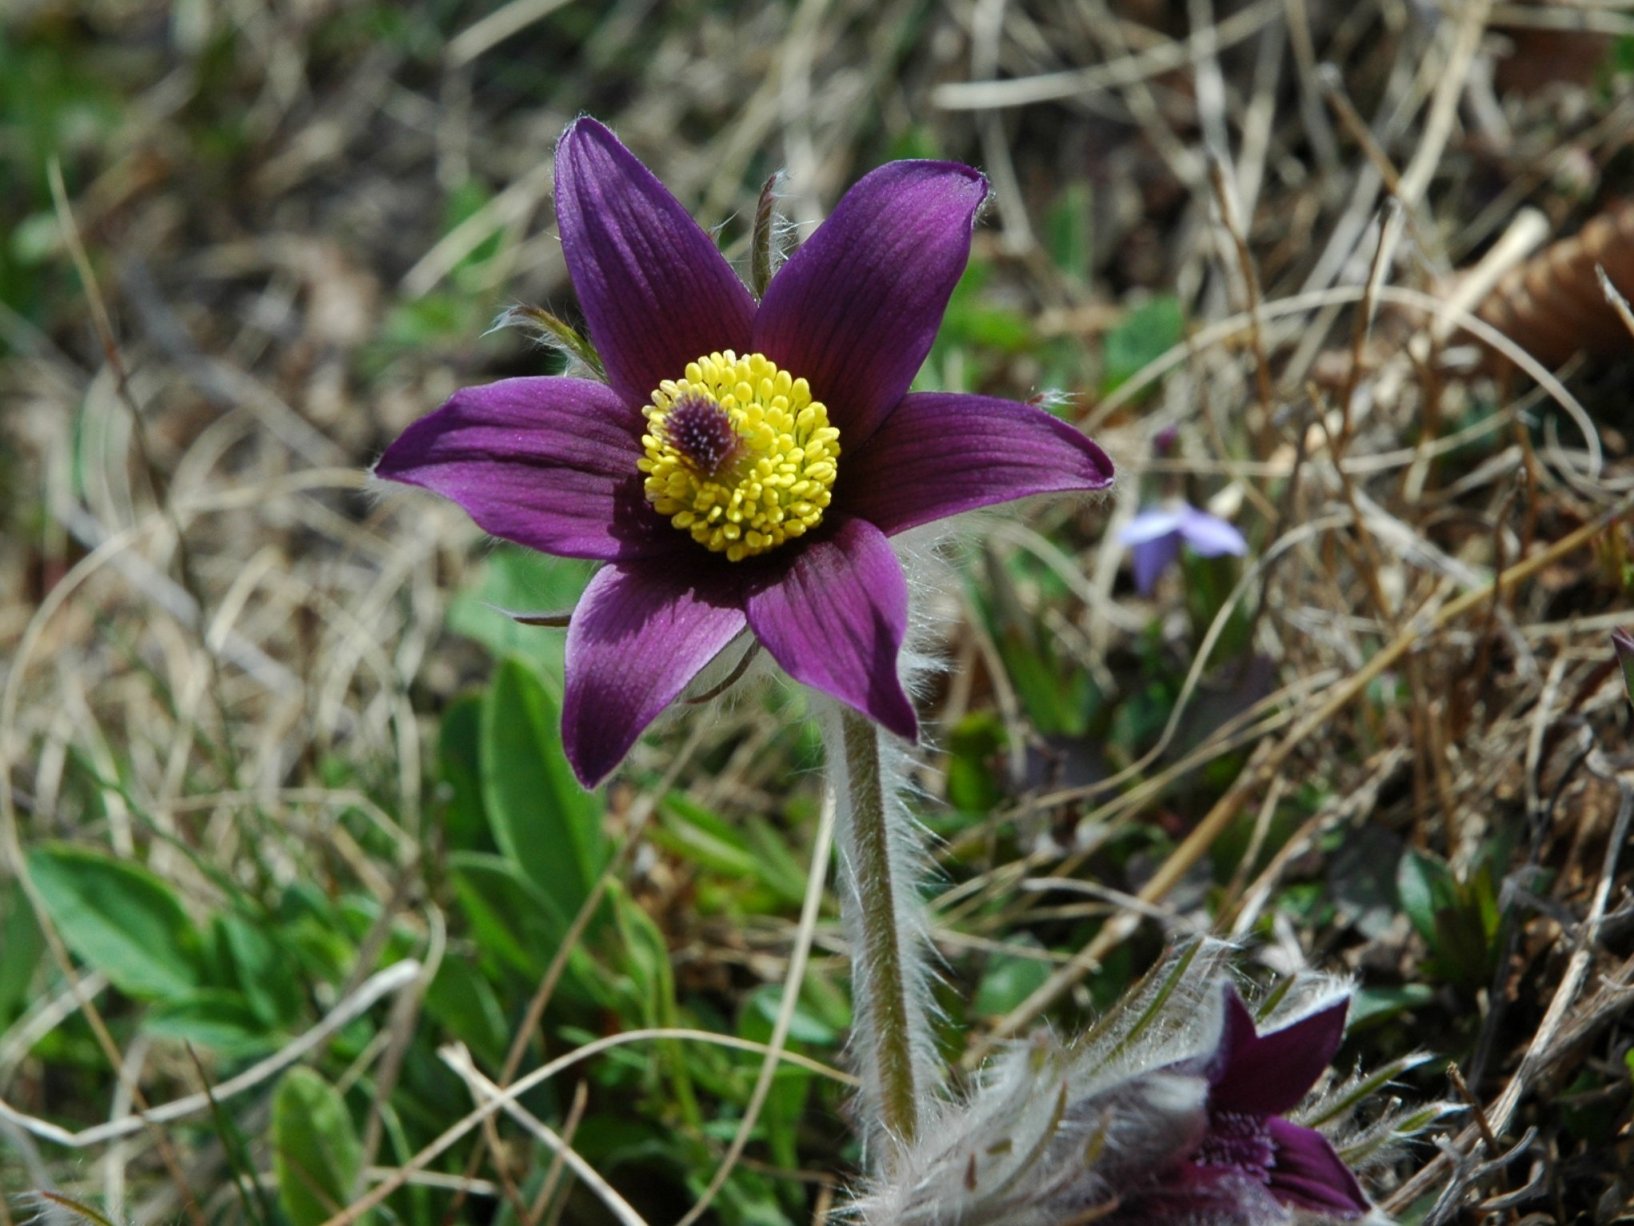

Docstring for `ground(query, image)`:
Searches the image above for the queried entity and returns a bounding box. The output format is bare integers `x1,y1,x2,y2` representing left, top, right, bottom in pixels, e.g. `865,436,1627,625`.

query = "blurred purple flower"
377,118,1113,785
1122,989,1369,1221
1119,502,1247,594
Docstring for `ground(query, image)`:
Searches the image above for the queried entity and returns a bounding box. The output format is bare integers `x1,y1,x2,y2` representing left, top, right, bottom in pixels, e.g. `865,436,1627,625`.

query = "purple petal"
376,377,667,562
555,118,756,406
839,392,1113,536
753,162,988,445
563,562,747,786
1177,507,1248,558
1129,530,1182,595
1265,1118,1370,1214
1212,992,1348,1116
1118,506,1187,546
744,517,916,737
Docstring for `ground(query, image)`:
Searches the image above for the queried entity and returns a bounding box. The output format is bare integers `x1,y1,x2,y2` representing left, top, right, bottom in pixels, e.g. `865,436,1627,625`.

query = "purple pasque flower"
1131,988,1369,1221
1119,501,1247,595
377,118,1114,786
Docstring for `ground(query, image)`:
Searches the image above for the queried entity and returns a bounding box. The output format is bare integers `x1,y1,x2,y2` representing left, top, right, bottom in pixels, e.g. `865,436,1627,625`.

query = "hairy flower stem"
838,708,921,1158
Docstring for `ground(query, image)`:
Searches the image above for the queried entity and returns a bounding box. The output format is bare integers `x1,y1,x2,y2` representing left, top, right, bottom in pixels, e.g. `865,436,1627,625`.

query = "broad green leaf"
946,712,1006,814
213,914,303,1028
738,986,819,1174
0,880,44,1024
423,956,510,1068
1046,180,1094,285
972,940,1053,1018
652,797,809,910
1349,984,1437,1029
1396,849,1454,947
146,990,282,1057
272,1067,366,1226
608,886,677,1030
28,845,203,999
481,657,606,916
447,547,592,674
436,693,489,854
744,983,838,1046
278,880,354,982
653,796,760,880
448,851,565,976
740,816,811,908
447,852,602,1008
1103,295,1184,393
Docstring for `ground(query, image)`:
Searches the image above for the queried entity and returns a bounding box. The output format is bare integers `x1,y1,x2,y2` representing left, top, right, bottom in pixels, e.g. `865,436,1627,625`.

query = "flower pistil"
1192,1109,1276,1185
639,349,840,562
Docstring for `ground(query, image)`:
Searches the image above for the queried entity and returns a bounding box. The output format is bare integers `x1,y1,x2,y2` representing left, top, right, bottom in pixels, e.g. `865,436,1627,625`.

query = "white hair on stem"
817,693,944,1164
810,533,960,1166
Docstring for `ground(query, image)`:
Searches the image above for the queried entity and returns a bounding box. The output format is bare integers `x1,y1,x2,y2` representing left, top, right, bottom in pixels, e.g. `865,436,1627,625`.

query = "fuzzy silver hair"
849,942,1394,1226
812,534,960,1157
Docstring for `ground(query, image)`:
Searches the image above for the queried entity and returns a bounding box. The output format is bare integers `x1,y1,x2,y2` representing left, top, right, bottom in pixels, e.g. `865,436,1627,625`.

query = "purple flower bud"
852,946,1377,1226
1108,988,1370,1222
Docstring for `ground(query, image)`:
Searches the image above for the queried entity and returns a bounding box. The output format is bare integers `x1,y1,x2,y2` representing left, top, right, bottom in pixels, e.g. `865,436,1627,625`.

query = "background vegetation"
1,0,1631,1222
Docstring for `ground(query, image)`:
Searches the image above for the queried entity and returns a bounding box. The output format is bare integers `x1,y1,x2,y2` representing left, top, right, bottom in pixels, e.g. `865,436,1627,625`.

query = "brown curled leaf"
1477,201,1634,367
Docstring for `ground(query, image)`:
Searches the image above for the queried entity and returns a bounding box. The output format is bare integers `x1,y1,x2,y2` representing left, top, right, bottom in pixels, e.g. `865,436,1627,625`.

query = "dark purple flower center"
663,393,743,478
1193,1110,1276,1185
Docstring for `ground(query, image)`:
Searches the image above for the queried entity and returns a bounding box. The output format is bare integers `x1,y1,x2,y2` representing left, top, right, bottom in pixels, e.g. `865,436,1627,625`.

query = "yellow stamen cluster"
639,351,840,562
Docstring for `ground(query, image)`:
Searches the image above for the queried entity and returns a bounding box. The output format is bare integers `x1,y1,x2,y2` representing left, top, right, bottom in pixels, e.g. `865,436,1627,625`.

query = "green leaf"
0,879,44,1025
447,547,592,674
444,179,503,280
1396,849,1454,947
447,851,602,1008
277,881,354,982
1046,180,1094,285
423,956,510,1068
145,990,282,1057
379,291,486,351
653,796,761,880
609,886,675,1030
744,983,838,1046
1348,983,1437,1028
737,986,820,1174
436,693,489,854
480,658,607,916
212,914,303,1028
28,845,203,999
448,851,564,976
946,712,1006,813
972,940,1053,1017
272,1067,367,1226
1103,296,1184,393
740,816,811,908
